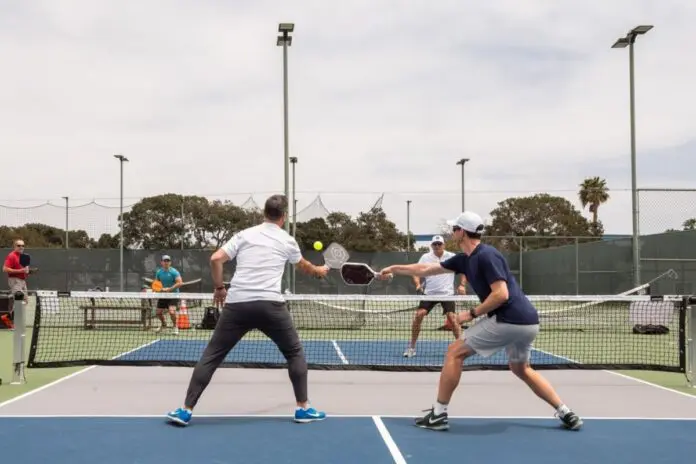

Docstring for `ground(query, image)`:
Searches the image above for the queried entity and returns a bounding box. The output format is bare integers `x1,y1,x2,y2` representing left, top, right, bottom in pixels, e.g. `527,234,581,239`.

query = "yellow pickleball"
313,241,323,251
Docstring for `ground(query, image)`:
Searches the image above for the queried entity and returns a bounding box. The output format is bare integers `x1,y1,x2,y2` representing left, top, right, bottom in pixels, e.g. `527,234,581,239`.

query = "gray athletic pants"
184,300,308,409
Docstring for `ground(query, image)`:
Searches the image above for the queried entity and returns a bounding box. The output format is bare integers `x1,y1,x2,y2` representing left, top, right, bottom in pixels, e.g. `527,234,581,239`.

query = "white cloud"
1,0,695,238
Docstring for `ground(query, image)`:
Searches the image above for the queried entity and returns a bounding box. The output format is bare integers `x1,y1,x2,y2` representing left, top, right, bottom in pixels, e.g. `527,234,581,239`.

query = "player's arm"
468,256,509,318
456,274,467,294
289,240,327,278
170,270,184,291
3,256,24,275
295,258,329,278
381,262,451,278
210,234,240,289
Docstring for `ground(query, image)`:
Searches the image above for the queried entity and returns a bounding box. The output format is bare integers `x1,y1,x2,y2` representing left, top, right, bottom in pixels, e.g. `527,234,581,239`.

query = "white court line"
372,416,407,464
331,340,349,364
532,346,696,400
0,414,695,421
0,339,161,410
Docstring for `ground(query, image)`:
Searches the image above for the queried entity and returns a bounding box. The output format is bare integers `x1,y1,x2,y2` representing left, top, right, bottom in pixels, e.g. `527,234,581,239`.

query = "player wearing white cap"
380,211,583,432
403,235,467,358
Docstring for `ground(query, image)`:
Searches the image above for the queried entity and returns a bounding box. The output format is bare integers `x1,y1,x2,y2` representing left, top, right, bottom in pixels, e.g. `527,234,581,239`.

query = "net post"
11,291,27,384
686,296,696,388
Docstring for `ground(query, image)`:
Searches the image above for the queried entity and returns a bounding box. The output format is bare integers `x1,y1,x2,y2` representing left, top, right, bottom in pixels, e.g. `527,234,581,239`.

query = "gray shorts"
462,314,539,363
8,277,27,297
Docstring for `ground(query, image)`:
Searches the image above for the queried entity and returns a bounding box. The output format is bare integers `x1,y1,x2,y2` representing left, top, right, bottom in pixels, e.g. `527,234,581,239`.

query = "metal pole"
406,200,411,251
687,296,696,388
114,154,128,292
62,196,69,249
119,159,124,291
456,158,469,211
11,292,26,384
283,41,290,232
629,41,641,288
291,157,297,293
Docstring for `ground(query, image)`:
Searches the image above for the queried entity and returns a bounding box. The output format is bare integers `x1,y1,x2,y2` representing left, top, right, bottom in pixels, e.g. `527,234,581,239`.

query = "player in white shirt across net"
404,235,467,358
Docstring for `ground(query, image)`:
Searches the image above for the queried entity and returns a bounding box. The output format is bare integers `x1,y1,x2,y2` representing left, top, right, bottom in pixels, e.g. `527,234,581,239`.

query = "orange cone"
0,314,13,330
177,299,191,330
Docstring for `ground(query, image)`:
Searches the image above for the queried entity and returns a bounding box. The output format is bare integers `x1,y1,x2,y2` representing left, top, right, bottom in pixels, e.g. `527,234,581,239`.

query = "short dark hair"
464,224,484,240
264,194,288,221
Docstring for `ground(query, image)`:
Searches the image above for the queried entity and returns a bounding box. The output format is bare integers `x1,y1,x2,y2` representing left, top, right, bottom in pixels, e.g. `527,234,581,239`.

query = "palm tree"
578,177,610,224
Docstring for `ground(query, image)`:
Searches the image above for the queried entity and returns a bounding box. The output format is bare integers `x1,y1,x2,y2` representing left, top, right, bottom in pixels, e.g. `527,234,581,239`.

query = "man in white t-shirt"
403,235,467,358
166,194,330,426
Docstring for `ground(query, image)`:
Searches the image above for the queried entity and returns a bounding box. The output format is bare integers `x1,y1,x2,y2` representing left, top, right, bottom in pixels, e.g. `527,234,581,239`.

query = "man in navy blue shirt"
379,211,583,432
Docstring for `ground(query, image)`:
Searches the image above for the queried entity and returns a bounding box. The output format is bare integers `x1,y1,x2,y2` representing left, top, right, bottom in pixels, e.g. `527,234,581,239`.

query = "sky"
1,0,695,240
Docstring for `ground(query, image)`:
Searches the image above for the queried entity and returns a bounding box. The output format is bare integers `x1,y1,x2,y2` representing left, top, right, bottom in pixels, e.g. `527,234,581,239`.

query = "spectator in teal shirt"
154,254,183,334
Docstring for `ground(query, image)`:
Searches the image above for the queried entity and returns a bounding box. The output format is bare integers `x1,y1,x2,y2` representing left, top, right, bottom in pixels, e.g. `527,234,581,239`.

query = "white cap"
446,211,485,234
161,254,171,261
431,235,445,244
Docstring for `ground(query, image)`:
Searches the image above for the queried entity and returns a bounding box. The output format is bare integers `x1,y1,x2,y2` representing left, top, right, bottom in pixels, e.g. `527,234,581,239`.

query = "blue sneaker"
294,406,326,423
166,407,192,426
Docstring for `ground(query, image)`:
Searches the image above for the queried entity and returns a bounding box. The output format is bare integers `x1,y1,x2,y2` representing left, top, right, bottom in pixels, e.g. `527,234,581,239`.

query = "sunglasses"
452,226,462,232
432,242,443,246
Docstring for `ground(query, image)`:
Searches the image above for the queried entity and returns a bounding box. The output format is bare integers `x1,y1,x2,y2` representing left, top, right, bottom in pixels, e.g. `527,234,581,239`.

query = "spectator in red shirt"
4,238,29,302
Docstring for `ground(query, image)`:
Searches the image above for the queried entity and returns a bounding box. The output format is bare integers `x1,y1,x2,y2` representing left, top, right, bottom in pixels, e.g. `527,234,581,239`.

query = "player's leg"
154,299,167,332
415,316,504,431
441,302,461,340
167,301,178,335
404,301,434,357
255,300,326,423
166,303,250,425
506,326,583,430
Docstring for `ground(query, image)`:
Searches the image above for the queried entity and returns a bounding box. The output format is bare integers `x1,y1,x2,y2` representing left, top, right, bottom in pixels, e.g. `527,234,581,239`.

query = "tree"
120,194,263,249
578,177,610,224
485,194,603,252
0,224,96,248
294,208,411,252
683,218,696,231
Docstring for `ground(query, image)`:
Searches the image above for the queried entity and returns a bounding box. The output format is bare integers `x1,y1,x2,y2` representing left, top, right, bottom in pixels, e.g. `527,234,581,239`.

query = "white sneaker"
403,347,416,358
173,327,179,335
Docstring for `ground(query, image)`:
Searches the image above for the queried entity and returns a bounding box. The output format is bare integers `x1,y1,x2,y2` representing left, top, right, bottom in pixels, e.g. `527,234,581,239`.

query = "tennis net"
27,291,687,372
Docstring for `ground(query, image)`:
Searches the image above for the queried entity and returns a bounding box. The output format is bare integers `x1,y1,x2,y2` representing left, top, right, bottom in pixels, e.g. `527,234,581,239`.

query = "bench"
81,302,154,330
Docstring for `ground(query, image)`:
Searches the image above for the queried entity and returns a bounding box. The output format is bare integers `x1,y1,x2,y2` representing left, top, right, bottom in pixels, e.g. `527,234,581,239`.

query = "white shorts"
462,314,539,363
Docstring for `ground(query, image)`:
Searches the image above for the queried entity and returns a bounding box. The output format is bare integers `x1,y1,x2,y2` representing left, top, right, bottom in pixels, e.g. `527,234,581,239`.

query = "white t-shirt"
221,222,302,304
418,250,456,296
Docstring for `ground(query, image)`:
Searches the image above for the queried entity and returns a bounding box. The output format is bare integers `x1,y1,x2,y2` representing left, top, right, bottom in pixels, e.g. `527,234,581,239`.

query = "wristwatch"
469,308,477,319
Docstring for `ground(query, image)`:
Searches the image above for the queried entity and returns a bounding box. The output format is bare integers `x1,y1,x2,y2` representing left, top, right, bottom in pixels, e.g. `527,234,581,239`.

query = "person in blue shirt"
379,211,583,432
154,254,183,334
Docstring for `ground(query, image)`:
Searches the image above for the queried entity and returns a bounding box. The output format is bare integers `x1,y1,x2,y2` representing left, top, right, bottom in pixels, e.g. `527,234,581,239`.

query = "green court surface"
0,331,84,403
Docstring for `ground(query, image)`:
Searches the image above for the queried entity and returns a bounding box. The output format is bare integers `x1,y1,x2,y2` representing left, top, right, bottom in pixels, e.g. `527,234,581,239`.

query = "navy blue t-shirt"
441,244,539,325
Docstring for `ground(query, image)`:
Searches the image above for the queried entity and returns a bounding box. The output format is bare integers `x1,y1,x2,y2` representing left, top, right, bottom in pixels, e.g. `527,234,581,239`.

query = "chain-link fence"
2,229,694,296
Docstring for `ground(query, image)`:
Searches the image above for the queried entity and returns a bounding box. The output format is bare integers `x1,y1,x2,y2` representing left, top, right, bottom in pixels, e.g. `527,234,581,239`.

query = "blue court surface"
116,339,571,366
1,415,694,463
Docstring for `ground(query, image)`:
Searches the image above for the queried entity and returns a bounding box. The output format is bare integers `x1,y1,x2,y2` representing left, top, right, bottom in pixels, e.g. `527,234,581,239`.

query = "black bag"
196,306,220,330
632,324,669,335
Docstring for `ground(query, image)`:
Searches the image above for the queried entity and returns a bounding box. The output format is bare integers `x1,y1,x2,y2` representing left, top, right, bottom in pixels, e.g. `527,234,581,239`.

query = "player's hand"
162,287,171,292
315,265,329,279
415,286,424,295
456,284,466,295
213,287,227,306
377,267,393,280
458,310,474,324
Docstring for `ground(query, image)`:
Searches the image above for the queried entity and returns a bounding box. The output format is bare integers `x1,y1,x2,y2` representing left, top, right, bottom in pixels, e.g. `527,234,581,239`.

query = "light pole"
612,25,653,288
290,156,298,293
456,158,469,211
406,200,411,251
61,196,68,249
290,157,298,237
277,23,294,293
114,154,129,291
